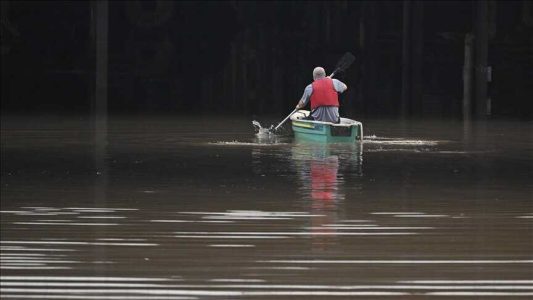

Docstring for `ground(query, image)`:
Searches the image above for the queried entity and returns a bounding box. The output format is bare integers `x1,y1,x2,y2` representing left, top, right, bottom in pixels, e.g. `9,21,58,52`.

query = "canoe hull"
290,110,363,143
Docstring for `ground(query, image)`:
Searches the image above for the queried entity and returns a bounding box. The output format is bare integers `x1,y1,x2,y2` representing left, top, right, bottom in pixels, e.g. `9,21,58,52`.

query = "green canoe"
290,110,363,143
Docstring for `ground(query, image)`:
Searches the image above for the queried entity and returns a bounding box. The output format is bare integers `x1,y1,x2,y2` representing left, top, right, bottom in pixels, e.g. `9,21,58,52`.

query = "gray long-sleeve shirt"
299,78,347,123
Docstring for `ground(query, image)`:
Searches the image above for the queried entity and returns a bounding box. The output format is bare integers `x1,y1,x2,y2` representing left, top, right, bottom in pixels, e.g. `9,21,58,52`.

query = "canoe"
290,110,363,143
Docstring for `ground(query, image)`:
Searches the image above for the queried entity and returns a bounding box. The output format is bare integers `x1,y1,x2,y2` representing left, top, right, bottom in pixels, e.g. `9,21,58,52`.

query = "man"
295,67,348,123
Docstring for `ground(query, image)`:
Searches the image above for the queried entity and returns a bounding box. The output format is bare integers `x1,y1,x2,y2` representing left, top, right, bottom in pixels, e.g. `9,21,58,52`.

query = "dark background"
1,0,532,119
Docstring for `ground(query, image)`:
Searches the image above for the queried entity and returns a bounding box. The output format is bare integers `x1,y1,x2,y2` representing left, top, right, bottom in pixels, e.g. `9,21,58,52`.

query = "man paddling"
295,67,348,123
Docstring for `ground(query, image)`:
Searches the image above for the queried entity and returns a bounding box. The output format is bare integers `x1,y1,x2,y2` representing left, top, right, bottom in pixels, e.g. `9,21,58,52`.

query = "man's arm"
332,79,347,93
296,84,313,109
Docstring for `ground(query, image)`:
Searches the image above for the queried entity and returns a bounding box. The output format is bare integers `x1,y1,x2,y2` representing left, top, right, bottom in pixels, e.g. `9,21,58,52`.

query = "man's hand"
295,101,304,109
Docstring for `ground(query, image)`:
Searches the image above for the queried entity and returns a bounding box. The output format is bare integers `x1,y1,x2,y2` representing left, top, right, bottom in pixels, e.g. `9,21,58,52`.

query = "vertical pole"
359,1,377,116
1,0,10,107
93,0,108,203
463,33,474,120
231,43,237,111
475,0,489,117
95,0,108,127
401,0,412,118
91,0,108,272
358,2,366,116
242,41,248,114
325,3,330,44
411,1,423,116
368,2,377,116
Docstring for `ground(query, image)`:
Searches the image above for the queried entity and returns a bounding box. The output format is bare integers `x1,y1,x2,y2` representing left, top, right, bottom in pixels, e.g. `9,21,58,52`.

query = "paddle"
272,108,298,132
271,52,355,133
329,51,355,78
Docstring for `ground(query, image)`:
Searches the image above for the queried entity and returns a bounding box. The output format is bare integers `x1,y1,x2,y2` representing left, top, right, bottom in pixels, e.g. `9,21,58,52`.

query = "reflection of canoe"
290,110,363,143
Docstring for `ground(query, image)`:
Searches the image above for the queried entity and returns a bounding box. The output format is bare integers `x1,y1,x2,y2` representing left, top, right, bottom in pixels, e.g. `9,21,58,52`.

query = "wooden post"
463,33,474,120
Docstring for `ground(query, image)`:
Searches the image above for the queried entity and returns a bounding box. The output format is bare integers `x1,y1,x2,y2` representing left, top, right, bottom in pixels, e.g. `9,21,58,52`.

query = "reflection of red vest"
310,78,339,110
310,159,338,201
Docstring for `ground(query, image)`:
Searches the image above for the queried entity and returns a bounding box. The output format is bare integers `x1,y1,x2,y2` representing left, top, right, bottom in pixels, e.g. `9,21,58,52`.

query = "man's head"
313,67,326,80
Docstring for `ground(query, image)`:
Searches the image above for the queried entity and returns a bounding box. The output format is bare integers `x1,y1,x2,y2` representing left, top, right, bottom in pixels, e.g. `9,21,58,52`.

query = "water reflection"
290,142,363,250
2,116,532,298
93,111,109,274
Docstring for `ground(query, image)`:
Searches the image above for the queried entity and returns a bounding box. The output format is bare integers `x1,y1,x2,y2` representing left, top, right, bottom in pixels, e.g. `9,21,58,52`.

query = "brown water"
1,115,532,299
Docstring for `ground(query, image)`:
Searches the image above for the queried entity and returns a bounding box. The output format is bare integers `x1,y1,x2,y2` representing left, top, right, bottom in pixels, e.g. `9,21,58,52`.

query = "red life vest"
310,78,339,110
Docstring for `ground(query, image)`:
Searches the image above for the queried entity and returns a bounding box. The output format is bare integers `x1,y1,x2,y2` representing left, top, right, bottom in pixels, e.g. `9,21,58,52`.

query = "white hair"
313,67,326,80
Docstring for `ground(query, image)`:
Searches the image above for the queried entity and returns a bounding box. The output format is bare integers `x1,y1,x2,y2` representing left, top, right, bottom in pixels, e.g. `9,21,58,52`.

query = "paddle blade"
335,52,355,73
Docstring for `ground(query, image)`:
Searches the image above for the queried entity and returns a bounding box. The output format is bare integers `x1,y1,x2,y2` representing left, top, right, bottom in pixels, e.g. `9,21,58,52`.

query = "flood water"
1,115,532,299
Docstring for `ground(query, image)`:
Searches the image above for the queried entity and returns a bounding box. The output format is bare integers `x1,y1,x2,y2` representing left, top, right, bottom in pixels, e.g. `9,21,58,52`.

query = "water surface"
1,115,532,299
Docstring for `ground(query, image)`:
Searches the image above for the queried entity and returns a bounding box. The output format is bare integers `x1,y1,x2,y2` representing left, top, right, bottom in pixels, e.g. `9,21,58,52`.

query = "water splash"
252,120,274,136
